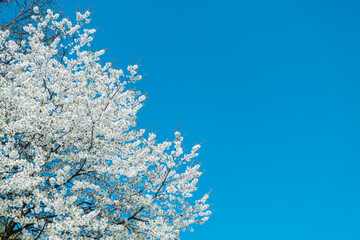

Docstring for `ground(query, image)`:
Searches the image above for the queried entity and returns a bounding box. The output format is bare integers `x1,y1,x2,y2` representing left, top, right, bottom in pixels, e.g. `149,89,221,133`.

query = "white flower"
0,7,211,240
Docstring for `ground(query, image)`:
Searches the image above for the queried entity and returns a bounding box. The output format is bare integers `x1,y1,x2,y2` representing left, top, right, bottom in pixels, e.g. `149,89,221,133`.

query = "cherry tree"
0,0,58,42
0,7,211,240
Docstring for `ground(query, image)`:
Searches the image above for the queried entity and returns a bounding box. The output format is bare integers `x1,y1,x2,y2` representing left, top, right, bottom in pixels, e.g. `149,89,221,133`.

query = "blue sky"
61,1,360,239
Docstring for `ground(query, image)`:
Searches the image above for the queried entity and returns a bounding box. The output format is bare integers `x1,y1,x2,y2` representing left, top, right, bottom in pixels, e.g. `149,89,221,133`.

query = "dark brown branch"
153,168,171,199
34,220,48,240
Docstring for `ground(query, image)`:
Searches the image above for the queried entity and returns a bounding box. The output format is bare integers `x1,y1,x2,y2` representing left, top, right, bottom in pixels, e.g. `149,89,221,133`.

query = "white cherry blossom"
0,7,211,240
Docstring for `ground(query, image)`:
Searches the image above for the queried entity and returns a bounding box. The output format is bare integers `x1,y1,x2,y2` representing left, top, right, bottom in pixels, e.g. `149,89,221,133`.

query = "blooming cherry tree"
0,8,211,240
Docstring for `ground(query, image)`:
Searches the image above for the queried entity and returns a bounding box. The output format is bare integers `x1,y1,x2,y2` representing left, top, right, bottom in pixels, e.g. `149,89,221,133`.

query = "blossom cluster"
0,8,211,240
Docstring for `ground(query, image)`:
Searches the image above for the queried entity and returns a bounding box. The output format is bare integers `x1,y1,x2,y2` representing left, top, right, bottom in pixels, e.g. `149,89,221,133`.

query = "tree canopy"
0,5,211,240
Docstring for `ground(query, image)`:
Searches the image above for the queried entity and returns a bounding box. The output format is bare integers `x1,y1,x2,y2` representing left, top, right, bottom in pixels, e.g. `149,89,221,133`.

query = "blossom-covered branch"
0,7,211,240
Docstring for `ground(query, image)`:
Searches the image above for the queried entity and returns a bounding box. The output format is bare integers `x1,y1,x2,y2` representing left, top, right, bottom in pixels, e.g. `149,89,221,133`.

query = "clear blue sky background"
61,1,360,239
